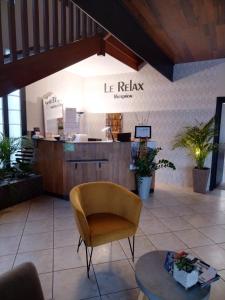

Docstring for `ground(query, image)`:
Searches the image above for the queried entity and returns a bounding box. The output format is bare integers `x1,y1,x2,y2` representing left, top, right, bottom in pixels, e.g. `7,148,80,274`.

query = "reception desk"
35,140,136,198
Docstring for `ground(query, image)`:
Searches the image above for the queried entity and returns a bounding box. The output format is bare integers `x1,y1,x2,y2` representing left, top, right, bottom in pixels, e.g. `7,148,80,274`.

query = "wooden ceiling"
122,0,225,63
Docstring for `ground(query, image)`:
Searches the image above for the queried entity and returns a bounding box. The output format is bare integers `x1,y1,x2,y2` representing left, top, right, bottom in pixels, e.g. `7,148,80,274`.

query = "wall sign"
104,80,144,99
43,95,63,136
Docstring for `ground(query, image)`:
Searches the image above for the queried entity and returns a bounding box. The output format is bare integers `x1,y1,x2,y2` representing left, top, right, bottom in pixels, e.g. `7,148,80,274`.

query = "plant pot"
173,264,199,290
138,176,152,200
192,168,210,194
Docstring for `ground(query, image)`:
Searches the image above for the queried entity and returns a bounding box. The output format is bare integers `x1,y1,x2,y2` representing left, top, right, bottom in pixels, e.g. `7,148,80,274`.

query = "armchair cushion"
87,213,136,247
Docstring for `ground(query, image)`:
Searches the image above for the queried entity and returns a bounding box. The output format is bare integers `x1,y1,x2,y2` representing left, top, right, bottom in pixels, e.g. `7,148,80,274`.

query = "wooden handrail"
0,3,3,64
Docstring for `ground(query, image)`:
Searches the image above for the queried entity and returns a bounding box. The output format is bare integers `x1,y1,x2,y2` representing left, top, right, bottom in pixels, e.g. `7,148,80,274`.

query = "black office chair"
0,262,44,300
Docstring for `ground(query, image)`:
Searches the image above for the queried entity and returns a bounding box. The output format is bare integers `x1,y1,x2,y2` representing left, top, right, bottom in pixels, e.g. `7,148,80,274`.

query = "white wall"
83,59,225,187
26,70,84,134
25,58,225,188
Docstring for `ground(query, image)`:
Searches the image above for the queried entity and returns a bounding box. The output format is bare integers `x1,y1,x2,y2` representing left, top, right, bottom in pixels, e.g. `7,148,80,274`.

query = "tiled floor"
1,184,225,299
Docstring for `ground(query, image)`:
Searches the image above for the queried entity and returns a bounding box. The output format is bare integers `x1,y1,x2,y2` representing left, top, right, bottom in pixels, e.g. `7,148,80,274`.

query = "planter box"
173,264,199,289
193,168,210,194
0,175,43,210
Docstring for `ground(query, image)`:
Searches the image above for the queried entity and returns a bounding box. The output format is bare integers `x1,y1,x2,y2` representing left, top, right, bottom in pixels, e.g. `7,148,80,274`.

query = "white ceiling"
64,54,136,77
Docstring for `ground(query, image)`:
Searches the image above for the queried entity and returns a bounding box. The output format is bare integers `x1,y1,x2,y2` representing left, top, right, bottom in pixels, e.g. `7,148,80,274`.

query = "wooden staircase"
0,0,143,97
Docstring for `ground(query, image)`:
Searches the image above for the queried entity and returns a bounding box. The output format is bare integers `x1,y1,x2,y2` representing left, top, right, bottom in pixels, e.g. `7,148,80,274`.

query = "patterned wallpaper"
83,59,225,188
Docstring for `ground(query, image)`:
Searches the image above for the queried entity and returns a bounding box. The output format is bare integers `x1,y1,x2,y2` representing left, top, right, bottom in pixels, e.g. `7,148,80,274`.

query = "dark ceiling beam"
0,36,101,97
72,0,174,81
105,35,143,71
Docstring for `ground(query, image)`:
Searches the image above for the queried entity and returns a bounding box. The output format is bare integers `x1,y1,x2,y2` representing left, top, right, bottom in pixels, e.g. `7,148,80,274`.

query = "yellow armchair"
70,181,142,277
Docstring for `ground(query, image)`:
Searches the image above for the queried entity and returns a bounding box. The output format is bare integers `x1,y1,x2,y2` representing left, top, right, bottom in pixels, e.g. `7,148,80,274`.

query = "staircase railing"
0,0,102,65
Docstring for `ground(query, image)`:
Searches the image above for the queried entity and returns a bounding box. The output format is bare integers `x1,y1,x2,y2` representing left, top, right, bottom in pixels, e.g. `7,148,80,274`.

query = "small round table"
135,251,211,300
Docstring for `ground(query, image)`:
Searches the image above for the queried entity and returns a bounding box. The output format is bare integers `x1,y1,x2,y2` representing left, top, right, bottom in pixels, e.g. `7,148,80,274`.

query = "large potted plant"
172,117,217,193
135,146,176,200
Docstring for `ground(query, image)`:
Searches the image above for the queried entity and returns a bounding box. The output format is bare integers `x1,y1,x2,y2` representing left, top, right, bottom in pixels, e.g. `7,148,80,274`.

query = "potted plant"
135,146,176,200
0,133,43,210
172,117,217,193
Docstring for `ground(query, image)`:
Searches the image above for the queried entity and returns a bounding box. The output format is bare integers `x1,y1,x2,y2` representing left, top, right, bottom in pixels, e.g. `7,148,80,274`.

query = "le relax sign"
104,80,144,99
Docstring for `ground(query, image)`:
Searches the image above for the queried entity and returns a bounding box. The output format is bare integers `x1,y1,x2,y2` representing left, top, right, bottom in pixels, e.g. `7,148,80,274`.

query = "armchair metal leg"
128,236,135,262
77,236,83,253
85,243,93,278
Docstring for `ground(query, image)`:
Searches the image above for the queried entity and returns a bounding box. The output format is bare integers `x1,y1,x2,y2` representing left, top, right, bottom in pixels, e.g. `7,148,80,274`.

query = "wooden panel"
32,0,40,54
0,36,101,97
72,0,174,81
43,0,50,51
36,141,136,196
75,6,81,40
68,1,74,42
35,141,64,195
0,2,3,64
105,35,143,71
122,0,225,63
21,0,29,57
81,11,87,38
8,0,17,62
52,0,59,47
61,0,66,45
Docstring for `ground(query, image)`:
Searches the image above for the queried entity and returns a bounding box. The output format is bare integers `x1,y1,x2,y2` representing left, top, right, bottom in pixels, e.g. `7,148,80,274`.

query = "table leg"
138,291,149,300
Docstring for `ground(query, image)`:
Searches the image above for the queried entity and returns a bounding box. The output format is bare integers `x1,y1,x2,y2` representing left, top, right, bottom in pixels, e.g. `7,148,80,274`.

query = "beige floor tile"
174,229,214,248
14,249,53,274
91,241,127,264
39,272,53,300
148,232,187,251
54,216,75,231
218,270,225,281
0,209,27,224
54,245,86,271
54,229,79,248
199,226,225,244
0,222,24,238
19,232,53,253
94,260,137,295
0,236,20,256
119,236,155,259
191,245,225,270
208,277,225,299
24,219,53,235
140,217,170,235
53,267,99,300
0,255,15,275
160,216,194,231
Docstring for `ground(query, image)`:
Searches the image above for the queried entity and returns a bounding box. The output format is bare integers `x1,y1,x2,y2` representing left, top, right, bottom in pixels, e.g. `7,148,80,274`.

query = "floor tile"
39,272,53,300
0,222,24,238
174,229,214,248
150,207,176,218
19,232,53,253
139,217,170,235
27,208,53,222
24,219,53,235
54,207,73,218
54,198,71,209
199,226,225,243
0,255,15,275
101,288,139,300
14,249,53,274
0,236,20,256
54,229,79,248
54,217,75,231
53,267,99,300
218,270,225,281
54,245,86,271
91,241,126,264
219,243,225,250
191,245,225,270
94,260,137,295
160,217,194,231
208,277,225,299
183,214,215,228
167,205,195,217
148,232,187,251
119,236,155,259
0,209,27,224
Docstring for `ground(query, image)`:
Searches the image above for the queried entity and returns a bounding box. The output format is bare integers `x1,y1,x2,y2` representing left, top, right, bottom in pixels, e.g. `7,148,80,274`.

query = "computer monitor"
135,126,151,139
117,132,131,142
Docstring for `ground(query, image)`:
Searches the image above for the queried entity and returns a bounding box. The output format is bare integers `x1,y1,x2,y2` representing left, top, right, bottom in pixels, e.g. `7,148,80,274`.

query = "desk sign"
64,143,75,152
